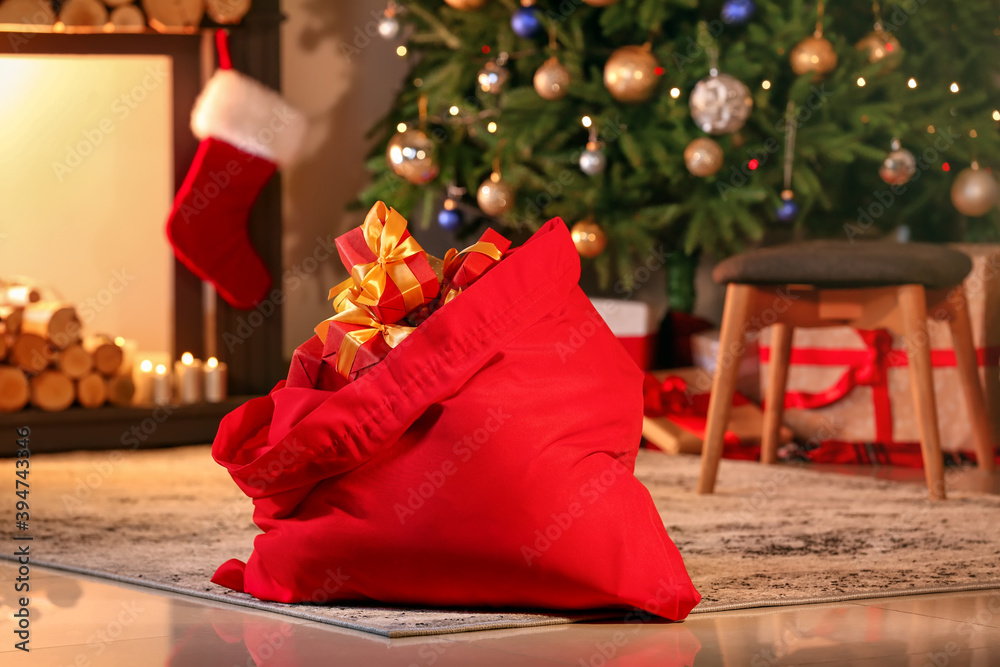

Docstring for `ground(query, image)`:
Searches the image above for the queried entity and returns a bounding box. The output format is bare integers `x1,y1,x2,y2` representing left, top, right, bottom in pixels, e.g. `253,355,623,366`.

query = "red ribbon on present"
760,328,1000,444
642,373,750,446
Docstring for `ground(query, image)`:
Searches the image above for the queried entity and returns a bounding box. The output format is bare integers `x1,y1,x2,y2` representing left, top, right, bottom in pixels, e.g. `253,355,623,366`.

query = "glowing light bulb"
396,46,407,57
856,77,866,87
140,360,153,373
181,352,194,365
449,106,460,116
907,78,917,88
993,110,1000,121
207,357,219,369
761,80,771,90
114,337,125,346
487,122,498,133
950,82,959,93
155,364,167,375
669,87,681,99
396,122,407,132
582,116,592,128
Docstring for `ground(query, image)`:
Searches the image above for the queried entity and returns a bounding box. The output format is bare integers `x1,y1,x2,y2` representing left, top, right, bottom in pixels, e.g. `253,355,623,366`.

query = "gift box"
335,202,439,324
691,328,762,402
315,305,414,381
641,368,794,458
590,299,661,371
285,335,348,392
443,228,511,292
759,244,1000,462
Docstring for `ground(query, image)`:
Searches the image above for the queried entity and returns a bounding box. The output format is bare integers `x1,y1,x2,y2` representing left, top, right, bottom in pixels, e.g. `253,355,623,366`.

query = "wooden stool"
698,241,995,500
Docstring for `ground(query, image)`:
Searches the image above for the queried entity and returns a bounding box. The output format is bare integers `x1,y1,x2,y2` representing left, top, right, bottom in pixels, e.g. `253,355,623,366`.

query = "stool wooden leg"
898,285,946,500
946,287,995,472
761,322,793,465
698,283,753,494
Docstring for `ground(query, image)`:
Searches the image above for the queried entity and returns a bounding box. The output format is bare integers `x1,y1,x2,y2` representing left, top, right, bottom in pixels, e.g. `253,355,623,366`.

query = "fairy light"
396,122,407,132
993,110,1000,121
950,82,959,93
907,77,917,88
857,77,866,87
927,125,935,133
669,87,680,99
114,337,125,346
970,129,978,138
761,80,771,90
942,162,951,172
449,106,460,116
748,159,759,170
487,121,498,133
581,115,593,128
140,360,153,373
181,351,194,365
396,45,408,57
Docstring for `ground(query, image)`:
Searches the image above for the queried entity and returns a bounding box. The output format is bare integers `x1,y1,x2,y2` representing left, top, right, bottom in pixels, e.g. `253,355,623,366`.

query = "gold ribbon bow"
443,241,504,283
331,202,427,316
314,304,414,379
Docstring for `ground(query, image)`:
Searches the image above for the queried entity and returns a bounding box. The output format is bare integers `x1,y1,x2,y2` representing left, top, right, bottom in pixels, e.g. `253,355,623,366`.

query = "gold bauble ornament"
570,220,607,258
206,0,251,24
856,30,902,68
477,173,515,217
443,0,485,9
790,35,838,78
604,45,660,103
684,138,724,177
534,57,571,101
386,129,440,185
951,167,998,217
581,0,620,5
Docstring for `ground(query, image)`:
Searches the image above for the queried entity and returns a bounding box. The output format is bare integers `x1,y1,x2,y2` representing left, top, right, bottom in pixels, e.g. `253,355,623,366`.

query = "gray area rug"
4,445,999,637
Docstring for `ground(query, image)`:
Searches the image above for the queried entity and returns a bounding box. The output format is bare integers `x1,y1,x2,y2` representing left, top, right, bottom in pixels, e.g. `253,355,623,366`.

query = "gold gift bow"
314,305,414,379
341,202,428,315
442,241,504,283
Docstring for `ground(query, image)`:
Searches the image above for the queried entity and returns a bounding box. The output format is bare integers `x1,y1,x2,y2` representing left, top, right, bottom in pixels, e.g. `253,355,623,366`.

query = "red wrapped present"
442,228,510,292
315,304,414,381
334,202,439,324
590,299,661,371
285,335,347,392
758,244,1000,465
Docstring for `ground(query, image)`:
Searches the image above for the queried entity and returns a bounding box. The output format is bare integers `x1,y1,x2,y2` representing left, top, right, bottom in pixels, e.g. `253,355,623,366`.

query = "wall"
280,0,408,357
0,54,174,355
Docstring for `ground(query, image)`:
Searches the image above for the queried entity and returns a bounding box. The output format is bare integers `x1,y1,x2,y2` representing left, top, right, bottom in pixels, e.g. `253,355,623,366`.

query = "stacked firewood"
0,288,135,413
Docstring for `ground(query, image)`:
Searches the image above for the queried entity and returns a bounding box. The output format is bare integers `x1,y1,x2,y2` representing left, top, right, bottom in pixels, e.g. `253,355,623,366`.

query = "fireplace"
0,3,285,451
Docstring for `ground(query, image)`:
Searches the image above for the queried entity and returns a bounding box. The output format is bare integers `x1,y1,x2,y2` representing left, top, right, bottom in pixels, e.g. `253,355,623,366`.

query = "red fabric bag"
211,219,700,620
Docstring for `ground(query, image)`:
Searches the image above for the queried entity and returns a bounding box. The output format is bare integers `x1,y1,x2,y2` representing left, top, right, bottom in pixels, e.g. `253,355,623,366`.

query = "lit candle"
135,359,154,405
151,364,171,406
174,352,203,404
204,357,228,403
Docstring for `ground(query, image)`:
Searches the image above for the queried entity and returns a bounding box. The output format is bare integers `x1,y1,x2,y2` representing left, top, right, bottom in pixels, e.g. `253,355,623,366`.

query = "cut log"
30,370,75,412
11,333,53,374
0,366,29,413
107,374,136,407
22,302,81,349
84,335,124,376
0,285,41,307
0,306,23,335
58,343,93,379
77,372,108,409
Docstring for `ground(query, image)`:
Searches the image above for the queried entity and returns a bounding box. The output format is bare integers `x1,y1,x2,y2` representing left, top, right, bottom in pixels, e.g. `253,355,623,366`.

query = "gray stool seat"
713,241,972,289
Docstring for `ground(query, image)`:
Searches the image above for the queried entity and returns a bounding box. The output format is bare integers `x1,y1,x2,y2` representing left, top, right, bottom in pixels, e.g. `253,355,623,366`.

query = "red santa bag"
211,219,700,621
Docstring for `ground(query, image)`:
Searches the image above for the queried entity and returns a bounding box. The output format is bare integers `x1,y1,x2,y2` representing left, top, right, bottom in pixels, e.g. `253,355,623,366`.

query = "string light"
449,106,460,116
748,159,759,170
856,77,866,87
761,80,771,90
993,110,1000,121
669,87,681,98
970,129,978,138
907,78,917,88
582,115,593,128
654,67,665,76
487,121,498,133
397,122,407,132
927,125,935,133
396,46,408,57
942,162,951,172
950,82,960,93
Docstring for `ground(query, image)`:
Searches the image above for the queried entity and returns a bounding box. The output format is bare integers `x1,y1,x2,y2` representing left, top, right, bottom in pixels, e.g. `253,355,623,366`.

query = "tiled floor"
2,560,1000,666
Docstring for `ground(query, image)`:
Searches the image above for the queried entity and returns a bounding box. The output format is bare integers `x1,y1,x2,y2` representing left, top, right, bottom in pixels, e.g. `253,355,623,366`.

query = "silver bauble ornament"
790,35,838,78
604,44,660,103
689,73,753,135
951,167,998,217
478,61,509,94
477,173,515,216
534,57,571,101
879,146,916,185
386,129,439,185
378,15,400,39
579,142,606,176
684,137,724,177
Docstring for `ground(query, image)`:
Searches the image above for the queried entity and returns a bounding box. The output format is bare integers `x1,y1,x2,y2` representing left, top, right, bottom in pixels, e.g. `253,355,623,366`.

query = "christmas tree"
359,0,1000,311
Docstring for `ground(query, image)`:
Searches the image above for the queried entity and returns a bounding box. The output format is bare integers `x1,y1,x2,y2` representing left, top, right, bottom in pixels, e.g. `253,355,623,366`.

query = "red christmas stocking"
166,36,305,310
